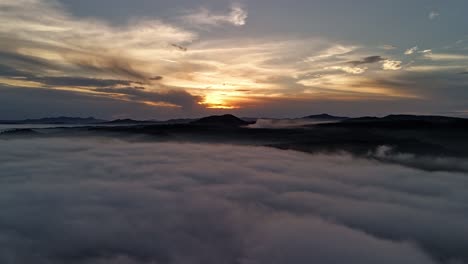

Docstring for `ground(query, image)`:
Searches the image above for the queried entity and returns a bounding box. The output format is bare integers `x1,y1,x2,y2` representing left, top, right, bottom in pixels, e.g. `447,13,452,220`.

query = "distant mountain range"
344,114,467,123
1,114,467,127
0,117,106,125
3,113,468,174
302,114,349,120
335,114,468,128
100,119,156,125
0,117,192,125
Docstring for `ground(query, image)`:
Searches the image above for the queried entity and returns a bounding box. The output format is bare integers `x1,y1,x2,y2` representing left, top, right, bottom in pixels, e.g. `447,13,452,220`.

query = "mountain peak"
191,114,252,127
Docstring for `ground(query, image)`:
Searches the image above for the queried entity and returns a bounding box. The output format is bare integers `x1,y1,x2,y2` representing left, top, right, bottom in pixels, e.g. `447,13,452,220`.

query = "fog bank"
1,138,467,264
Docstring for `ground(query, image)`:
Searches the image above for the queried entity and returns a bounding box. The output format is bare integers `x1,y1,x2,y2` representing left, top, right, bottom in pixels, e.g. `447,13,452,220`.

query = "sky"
1,0,468,119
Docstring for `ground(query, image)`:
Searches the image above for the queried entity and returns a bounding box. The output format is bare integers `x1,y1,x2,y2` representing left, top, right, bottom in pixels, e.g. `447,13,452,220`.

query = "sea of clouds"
247,118,337,129
0,138,467,264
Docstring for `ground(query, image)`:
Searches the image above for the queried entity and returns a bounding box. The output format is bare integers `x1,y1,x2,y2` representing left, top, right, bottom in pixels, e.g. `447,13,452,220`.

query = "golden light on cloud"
1,0,451,118
17,48,65,63
142,101,180,108
199,92,239,109
0,78,43,88
298,74,419,99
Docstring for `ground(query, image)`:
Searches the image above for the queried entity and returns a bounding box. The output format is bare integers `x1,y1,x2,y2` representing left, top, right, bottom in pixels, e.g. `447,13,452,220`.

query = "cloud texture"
1,138,467,263
1,0,468,117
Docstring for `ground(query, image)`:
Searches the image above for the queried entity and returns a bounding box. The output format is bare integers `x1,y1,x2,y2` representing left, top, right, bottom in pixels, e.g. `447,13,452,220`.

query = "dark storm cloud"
1,139,468,263
94,87,202,109
0,49,150,85
30,76,137,87
0,51,59,72
0,62,142,88
0,47,150,84
70,56,149,81
0,64,33,78
348,55,386,66
0,85,205,120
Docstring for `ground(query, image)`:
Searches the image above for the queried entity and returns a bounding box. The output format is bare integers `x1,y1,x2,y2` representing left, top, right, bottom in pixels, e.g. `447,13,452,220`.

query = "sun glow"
199,93,239,109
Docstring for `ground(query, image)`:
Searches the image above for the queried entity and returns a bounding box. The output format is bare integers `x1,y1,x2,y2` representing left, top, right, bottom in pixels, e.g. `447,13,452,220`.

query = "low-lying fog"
0,124,93,132
248,118,338,129
1,138,467,264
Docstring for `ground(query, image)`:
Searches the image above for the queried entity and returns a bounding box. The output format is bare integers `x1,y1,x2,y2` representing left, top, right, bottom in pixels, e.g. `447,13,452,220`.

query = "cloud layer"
1,138,468,263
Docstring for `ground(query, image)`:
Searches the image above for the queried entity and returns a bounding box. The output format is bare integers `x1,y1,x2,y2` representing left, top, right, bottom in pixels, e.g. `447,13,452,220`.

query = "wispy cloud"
424,53,468,61
429,11,440,20
181,5,248,27
406,65,467,72
381,45,397,50
327,66,367,74
306,45,357,62
405,46,419,55
0,0,196,81
348,56,385,66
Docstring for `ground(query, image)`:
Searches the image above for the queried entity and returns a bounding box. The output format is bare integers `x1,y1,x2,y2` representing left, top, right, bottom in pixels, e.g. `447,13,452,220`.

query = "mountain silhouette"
191,114,253,127
102,119,156,125
303,114,348,120
332,114,468,129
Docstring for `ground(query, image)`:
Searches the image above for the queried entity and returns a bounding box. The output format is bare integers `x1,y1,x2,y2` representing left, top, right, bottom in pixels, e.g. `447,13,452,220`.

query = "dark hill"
335,114,468,129
102,119,155,125
303,114,348,120
191,114,253,127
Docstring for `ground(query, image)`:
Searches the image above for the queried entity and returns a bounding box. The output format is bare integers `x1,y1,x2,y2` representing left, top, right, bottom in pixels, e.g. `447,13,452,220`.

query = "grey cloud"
381,45,397,50
0,63,143,88
1,39,152,84
93,87,202,109
0,0,195,84
70,56,149,81
0,64,32,77
150,76,164,81
31,76,137,87
171,44,188,52
0,139,467,263
0,51,60,74
0,51,56,69
0,85,206,120
0,50,149,83
348,55,386,66
429,11,440,20
0,41,152,84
